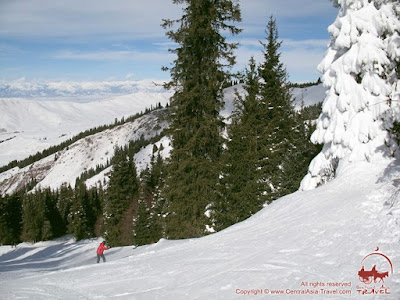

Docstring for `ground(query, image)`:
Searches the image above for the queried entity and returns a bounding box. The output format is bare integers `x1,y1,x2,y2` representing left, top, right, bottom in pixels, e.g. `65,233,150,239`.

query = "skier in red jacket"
97,241,110,263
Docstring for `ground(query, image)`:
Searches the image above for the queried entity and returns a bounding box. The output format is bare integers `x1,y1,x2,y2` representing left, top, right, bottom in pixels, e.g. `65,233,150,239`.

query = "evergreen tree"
104,146,139,246
22,191,50,242
133,198,162,246
162,0,241,239
43,188,65,238
213,57,264,230
20,189,65,242
214,18,316,230
93,183,106,237
257,16,298,202
68,183,95,240
88,187,102,231
68,193,88,241
283,105,322,193
58,184,74,230
135,147,165,245
301,0,400,190
0,193,22,245
133,199,151,246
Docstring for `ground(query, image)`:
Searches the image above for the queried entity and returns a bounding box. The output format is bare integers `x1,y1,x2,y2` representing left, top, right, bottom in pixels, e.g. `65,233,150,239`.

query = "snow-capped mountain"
0,83,325,195
0,109,170,195
0,87,173,168
1,157,399,299
0,79,167,98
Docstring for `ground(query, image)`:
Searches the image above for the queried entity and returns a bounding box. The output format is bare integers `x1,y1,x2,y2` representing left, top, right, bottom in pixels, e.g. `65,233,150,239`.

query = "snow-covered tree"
301,0,400,190
388,2,400,125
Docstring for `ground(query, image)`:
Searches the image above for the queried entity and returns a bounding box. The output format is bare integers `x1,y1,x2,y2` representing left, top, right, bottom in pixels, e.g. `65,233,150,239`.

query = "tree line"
0,138,166,247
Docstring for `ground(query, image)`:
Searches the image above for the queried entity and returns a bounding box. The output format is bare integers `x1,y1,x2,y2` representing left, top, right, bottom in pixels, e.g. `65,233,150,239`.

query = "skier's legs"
97,254,106,263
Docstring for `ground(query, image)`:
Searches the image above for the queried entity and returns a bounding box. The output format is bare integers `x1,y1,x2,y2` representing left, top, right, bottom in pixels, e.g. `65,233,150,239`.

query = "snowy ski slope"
1,157,399,299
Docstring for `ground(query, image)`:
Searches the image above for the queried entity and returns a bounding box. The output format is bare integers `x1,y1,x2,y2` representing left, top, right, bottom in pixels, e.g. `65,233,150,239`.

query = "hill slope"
1,157,399,299
0,84,325,195
0,108,169,194
0,91,172,167
0,83,324,168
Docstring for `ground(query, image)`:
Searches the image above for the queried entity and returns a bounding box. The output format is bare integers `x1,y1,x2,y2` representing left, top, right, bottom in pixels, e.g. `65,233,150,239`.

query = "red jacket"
97,243,109,255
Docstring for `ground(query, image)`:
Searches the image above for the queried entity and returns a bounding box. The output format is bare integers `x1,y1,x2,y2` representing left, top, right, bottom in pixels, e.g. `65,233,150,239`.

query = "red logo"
358,247,393,284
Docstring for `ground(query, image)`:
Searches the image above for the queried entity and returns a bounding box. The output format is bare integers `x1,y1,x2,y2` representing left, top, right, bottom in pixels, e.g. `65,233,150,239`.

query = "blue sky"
0,0,338,83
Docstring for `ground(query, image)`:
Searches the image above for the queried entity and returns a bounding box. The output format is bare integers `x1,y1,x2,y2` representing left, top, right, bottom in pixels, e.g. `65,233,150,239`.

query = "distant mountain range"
0,79,167,99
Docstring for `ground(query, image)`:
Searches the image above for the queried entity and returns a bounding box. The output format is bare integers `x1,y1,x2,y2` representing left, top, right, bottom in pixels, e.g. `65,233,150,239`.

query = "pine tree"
133,198,162,246
133,199,151,246
68,183,99,241
301,0,400,190
258,16,298,202
214,18,315,230
162,0,241,238
0,193,22,245
68,189,89,241
43,188,65,238
213,57,264,230
283,105,322,193
135,146,165,245
22,191,50,242
58,183,74,230
104,146,139,246
88,187,102,231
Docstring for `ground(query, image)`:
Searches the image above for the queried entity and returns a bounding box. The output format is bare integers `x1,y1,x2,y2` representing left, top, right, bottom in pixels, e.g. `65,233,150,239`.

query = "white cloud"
0,0,181,39
239,1,337,37
282,49,324,81
0,0,336,40
125,73,135,80
280,39,328,81
240,0,335,19
234,38,328,82
282,39,330,49
237,38,329,50
0,0,337,82
0,43,25,56
54,49,173,62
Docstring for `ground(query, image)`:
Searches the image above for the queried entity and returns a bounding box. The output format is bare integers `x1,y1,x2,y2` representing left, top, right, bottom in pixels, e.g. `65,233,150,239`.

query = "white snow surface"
0,109,169,194
134,135,172,175
291,84,326,109
0,90,172,167
1,157,400,299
